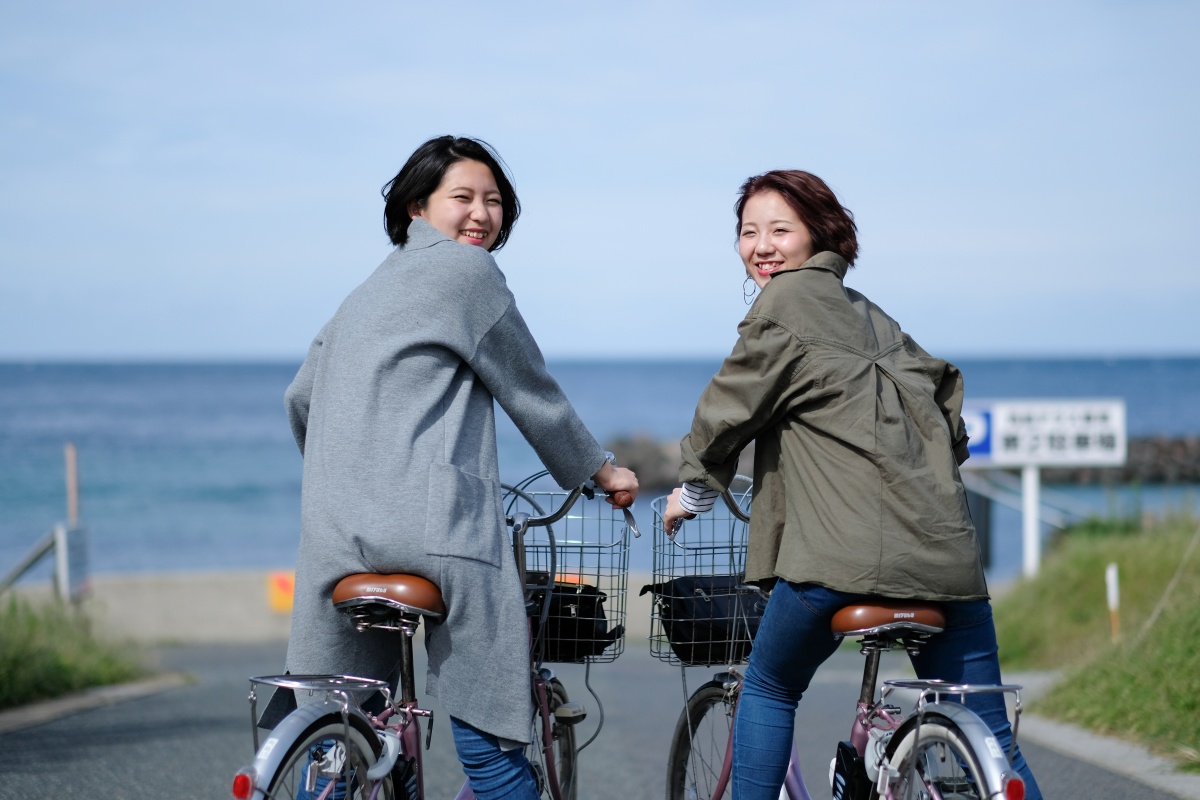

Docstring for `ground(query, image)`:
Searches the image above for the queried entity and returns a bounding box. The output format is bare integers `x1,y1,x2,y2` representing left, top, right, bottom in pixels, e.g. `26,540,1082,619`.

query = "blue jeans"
450,716,540,800
731,581,1042,800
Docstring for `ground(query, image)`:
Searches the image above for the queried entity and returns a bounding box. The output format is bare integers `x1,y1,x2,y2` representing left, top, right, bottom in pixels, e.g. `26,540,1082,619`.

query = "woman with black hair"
283,135,637,799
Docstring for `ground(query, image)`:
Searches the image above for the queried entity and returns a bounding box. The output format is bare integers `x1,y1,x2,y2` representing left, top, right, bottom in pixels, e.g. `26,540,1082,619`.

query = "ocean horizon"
2,356,1198,586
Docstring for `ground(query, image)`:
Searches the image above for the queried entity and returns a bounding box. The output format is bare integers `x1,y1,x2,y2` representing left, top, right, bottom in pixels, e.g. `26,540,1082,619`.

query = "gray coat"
283,218,606,743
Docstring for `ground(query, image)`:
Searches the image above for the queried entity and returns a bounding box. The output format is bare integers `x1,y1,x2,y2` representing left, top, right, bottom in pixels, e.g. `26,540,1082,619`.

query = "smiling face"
738,189,816,289
409,159,503,250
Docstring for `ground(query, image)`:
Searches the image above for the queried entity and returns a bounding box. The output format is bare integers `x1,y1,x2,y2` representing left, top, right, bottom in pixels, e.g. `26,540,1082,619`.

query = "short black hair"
382,136,520,251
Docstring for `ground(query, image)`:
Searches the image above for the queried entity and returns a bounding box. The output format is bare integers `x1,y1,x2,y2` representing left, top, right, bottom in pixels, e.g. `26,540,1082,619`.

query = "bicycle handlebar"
504,451,639,537
720,487,751,523
506,450,638,532
507,483,638,537
667,480,750,547
507,485,586,531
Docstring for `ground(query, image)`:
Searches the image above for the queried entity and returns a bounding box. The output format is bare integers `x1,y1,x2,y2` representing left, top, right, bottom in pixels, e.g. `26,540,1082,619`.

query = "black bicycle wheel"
526,678,577,800
665,680,735,800
874,714,996,800
265,716,394,800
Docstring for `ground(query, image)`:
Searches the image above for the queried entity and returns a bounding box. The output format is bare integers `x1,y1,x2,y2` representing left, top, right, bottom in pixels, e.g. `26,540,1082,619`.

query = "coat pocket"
424,462,504,568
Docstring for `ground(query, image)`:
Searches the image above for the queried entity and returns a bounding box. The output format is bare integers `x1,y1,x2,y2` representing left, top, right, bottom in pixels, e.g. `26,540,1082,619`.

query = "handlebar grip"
608,490,633,508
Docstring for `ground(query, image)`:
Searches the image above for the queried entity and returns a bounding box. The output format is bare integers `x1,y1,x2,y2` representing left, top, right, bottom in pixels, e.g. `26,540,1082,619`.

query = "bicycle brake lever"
624,506,643,537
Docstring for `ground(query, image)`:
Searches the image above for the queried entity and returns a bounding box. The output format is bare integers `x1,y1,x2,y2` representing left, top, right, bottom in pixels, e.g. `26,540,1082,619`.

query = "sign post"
1021,465,1040,576
961,399,1126,578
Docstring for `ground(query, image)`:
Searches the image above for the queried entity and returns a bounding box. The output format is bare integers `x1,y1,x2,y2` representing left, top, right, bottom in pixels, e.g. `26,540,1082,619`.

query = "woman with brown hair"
662,170,1041,799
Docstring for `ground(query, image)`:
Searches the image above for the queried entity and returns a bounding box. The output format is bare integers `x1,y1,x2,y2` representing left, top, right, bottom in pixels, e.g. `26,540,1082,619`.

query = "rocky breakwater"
608,434,1200,488
1041,436,1200,484
605,434,752,494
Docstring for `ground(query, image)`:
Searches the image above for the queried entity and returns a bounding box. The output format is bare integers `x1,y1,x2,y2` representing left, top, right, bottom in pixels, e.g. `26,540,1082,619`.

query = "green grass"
0,596,146,712
994,513,1200,771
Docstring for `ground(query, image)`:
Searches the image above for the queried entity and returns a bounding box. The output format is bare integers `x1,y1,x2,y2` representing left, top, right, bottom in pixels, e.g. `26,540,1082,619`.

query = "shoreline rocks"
1040,436,1200,484
605,434,748,494
607,435,1200,488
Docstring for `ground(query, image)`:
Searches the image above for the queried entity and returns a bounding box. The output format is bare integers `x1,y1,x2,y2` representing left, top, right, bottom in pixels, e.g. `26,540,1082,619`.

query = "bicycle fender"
920,701,1022,793
367,730,401,780
243,701,375,799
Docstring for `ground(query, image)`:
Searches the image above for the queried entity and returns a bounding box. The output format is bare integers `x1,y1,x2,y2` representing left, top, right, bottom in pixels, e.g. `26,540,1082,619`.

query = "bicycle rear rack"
246,674,390,753
881,678,1024,760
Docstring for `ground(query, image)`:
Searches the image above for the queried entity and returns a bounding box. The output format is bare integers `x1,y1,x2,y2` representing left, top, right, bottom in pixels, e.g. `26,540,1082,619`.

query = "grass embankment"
0,597,145,712
993,513,1200,772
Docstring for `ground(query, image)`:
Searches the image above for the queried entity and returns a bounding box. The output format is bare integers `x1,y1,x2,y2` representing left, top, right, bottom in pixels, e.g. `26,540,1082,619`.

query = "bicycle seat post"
830,601,947,709
857,638,885,706
397,616,420,705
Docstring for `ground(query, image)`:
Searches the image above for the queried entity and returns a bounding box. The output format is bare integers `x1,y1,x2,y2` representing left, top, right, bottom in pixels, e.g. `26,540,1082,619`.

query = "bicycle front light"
231,767,257,800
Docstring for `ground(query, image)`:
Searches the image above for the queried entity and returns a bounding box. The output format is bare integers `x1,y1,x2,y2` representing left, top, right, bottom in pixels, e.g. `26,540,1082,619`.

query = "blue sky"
2,1,1196,361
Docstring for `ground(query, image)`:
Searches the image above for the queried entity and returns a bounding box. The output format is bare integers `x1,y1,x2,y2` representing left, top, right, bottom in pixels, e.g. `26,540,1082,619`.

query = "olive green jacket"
680,252,987,600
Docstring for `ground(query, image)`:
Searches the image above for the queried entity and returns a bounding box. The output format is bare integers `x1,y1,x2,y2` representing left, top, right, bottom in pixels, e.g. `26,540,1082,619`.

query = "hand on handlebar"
591,459,639,508
662,487,696,537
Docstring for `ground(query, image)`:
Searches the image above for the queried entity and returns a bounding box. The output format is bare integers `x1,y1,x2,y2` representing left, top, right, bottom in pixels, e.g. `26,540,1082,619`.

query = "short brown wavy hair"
735,171,859,266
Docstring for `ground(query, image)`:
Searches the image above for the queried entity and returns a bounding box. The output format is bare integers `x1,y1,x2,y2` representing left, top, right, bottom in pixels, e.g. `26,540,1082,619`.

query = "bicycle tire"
264,715,395,800
526,678,577,800
665,680,735,800
873,713,997,800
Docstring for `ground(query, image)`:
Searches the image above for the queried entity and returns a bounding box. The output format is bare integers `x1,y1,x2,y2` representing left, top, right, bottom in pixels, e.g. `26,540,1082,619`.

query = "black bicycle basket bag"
526,571,623,663
641,574,766,665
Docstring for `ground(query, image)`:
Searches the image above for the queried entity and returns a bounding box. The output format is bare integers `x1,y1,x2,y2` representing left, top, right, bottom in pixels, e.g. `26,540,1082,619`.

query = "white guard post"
0,442,89,602
960,399,1127,579
1021,465,1040,577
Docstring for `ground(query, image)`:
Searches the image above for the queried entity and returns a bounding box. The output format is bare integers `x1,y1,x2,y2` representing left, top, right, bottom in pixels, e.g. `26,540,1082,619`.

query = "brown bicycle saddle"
831,600,945,637
332,573,447,622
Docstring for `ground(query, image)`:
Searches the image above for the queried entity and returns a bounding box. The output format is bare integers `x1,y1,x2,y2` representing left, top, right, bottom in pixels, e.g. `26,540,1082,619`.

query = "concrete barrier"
14,569,658,646
16,570,292,644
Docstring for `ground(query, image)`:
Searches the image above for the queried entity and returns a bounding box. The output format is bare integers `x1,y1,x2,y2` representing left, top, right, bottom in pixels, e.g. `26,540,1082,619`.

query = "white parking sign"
957,398,1126,578
962,399,1126,467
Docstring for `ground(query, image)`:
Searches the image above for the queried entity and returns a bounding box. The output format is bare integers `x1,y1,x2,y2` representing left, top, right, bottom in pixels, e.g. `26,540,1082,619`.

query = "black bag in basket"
640,575,767,665
526,571,624,663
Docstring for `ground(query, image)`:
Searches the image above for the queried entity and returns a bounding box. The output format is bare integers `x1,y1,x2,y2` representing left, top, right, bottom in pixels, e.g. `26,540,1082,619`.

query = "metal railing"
0,443,89,603
0,522,89,601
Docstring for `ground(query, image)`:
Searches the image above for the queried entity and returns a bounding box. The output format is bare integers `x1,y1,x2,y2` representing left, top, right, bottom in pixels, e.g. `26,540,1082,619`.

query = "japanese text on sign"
962,399,1126,467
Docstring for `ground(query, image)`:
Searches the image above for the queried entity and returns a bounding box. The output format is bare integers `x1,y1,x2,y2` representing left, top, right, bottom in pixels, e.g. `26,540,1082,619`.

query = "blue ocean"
2,358,1198,585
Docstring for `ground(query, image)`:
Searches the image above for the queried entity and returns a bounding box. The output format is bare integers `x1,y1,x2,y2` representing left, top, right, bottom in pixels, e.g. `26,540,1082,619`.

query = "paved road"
0,641,1191,799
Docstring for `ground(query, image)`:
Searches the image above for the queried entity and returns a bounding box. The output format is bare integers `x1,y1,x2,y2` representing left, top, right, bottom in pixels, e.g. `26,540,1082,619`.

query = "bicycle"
231,474,637,800
645,486,1028,800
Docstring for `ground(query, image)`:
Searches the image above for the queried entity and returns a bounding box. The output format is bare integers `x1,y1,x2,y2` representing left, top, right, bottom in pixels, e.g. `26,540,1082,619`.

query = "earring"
743,275,758,305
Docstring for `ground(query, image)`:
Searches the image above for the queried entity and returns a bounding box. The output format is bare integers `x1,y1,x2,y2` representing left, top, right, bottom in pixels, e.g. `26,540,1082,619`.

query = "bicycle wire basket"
503,484,632,664
647,478,766,666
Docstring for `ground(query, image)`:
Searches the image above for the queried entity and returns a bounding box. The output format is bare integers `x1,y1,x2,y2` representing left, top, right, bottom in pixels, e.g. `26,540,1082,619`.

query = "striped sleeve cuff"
679,481,719,515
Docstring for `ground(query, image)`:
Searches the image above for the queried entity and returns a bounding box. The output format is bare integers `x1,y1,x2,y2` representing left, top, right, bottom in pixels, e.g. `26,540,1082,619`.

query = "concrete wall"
16,570,292,644
15,569,657,645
